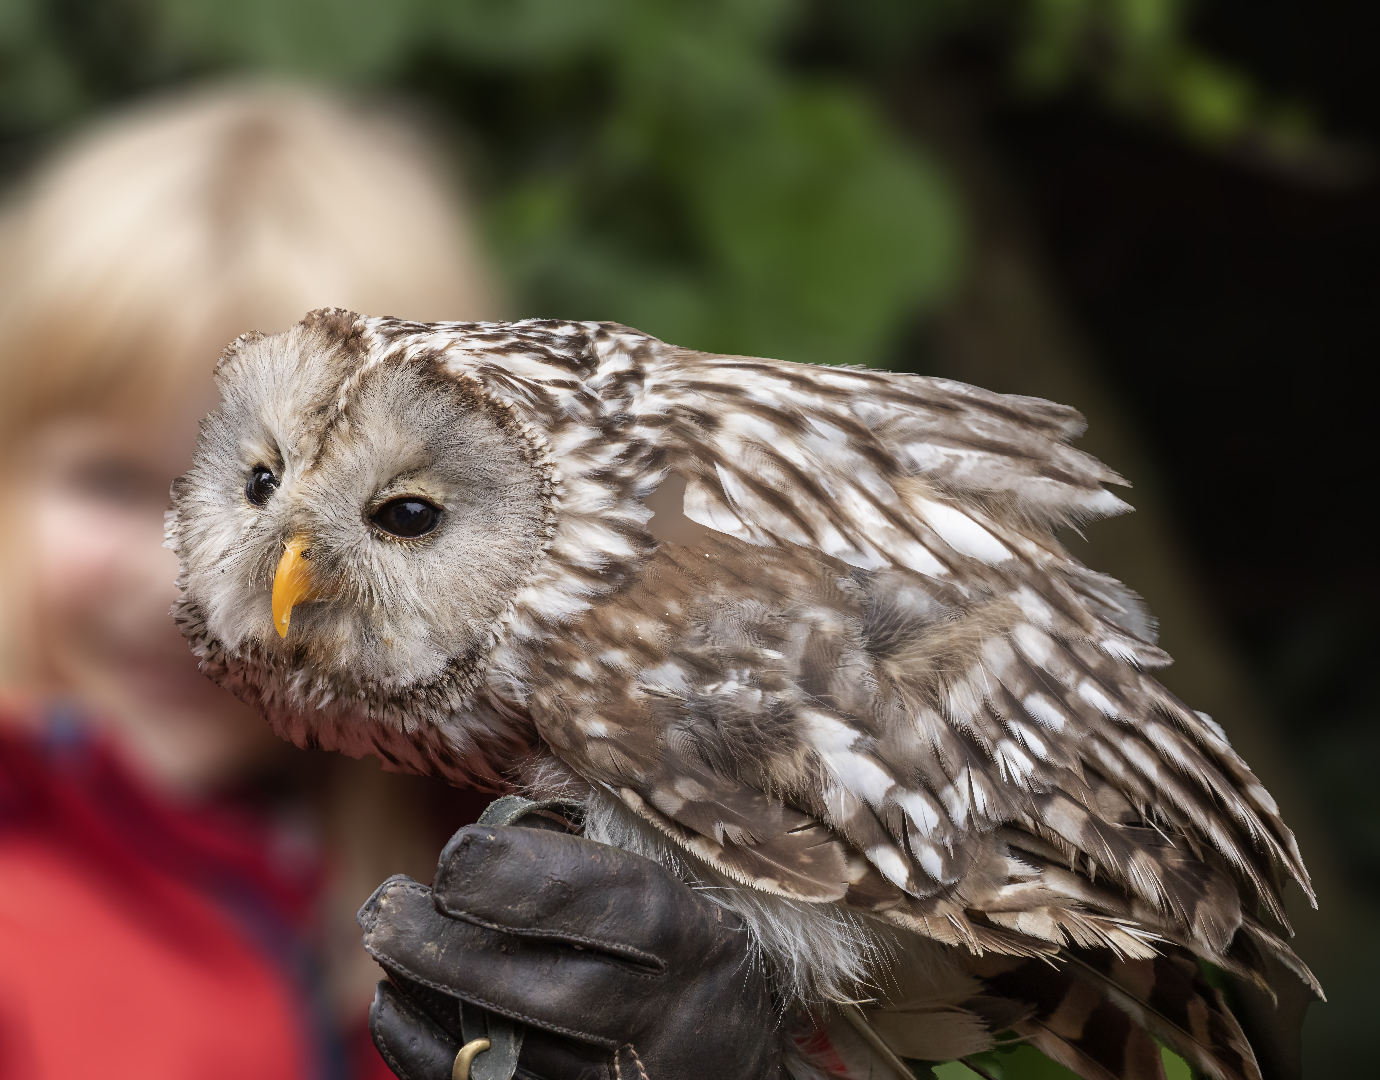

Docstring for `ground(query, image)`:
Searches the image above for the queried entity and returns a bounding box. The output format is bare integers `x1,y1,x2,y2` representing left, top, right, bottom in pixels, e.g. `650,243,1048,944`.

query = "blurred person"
0,80,799,1080
0,82,499,1079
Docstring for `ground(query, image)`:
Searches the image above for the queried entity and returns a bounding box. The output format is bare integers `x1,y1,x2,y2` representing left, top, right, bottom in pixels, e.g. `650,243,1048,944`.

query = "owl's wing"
648,347,1132,575
560,344,1316,977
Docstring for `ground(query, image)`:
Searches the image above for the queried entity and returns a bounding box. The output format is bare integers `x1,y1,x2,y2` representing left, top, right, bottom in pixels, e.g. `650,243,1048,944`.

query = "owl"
170,309,1316,1080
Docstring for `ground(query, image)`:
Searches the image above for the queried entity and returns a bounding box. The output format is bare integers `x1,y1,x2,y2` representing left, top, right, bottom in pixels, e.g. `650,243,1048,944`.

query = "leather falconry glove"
360,798,786,1080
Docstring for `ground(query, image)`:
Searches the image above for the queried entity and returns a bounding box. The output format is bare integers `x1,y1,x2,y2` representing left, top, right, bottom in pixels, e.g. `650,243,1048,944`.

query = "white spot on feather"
1099,638,1142,663
640,661,690,693
1077,680,1119,718
801,710,894,806
916,499,1012,565
1012,623,1056,667
995,739,1036,781
682,479,751,539
1022,694,1068,732
914,842,947,882
896,790,943,837
673,776,713,801
1246,783,1278,815
1008,721,1049,761
868,845,912,889
1013,587,1056,627
889,539,948,578
1195,711,1231,746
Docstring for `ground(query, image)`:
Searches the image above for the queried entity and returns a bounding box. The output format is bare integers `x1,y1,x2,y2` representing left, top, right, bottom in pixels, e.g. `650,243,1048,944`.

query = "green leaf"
155,0,425,78
1161,1045,1194,1080
684,84,962,363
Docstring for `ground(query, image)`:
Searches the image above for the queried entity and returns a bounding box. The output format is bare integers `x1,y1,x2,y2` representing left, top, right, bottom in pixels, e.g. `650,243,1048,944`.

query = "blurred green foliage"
0,5,1305,1075
0,0,1313,369
0,0,964,365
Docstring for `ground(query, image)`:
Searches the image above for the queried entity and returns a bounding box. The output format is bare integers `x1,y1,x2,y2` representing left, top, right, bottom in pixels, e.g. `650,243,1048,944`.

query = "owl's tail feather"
968,946,1262,1080
1234,913,1324,1002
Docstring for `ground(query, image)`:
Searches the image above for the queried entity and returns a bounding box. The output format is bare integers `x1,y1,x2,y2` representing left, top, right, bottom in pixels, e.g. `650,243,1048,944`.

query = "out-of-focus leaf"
0,0,88,127
1008,0,1331,167
155,0,424,77
1160,1045,1193,1080
1163,51,1252,142
951,1044,1081,1078
424,0,618,65
684,85,961,362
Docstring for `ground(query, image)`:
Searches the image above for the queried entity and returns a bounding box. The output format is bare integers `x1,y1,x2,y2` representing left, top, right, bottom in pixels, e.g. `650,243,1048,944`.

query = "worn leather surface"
370,979,461,1080
360,823,784,1080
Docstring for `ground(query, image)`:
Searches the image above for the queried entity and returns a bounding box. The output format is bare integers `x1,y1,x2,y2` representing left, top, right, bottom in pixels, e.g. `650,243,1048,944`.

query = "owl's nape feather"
169,310,1317,1080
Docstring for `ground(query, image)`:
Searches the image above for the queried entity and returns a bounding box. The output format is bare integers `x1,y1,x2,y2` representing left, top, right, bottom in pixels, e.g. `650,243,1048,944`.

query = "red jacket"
0,715,392,1080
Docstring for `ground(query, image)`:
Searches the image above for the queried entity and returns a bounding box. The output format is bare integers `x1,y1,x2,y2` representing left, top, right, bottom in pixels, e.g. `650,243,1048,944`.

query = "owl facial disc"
168,309,556,738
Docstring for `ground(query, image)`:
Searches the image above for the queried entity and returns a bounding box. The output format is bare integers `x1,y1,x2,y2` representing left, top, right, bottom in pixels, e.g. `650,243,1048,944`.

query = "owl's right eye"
245,465,279,507
371,496,443,538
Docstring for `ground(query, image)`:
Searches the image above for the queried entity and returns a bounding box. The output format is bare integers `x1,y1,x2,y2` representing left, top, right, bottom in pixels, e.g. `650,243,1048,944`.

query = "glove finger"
370,979,460,1080
432,825,740,963
360,874,666,1048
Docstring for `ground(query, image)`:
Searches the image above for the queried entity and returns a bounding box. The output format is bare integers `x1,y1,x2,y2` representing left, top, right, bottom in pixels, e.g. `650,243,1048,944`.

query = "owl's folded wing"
649,349,1128,572
562,346,1318,986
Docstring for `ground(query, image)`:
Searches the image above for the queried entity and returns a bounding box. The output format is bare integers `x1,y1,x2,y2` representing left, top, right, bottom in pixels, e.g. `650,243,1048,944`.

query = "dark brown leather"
360,823,784,1080
369,979,462,1080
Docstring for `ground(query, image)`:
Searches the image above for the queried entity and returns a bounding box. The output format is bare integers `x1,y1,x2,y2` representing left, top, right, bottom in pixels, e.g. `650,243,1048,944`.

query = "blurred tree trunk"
892,70,1364,1080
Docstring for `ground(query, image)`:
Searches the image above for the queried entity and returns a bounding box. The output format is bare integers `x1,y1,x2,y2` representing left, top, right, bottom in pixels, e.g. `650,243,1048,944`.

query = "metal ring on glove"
452,1038,491,1080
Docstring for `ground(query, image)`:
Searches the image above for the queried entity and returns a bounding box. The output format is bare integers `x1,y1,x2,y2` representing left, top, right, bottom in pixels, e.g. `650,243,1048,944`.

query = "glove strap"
457,1005,520,1080
455,795,584,1080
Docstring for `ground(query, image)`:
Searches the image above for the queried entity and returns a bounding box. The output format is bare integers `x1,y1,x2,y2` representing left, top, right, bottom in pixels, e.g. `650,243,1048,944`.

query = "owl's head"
168,309,559,767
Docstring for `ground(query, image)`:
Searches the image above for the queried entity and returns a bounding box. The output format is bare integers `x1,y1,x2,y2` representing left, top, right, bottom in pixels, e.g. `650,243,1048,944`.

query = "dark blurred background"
1,1,1374,1074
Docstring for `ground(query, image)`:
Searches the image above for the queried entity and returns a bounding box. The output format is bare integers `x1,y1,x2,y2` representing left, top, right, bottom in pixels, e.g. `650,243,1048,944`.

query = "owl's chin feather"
171,587,537,792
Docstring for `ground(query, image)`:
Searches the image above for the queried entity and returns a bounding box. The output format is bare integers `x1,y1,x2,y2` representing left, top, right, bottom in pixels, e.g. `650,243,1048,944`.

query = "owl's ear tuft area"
301,307,368,359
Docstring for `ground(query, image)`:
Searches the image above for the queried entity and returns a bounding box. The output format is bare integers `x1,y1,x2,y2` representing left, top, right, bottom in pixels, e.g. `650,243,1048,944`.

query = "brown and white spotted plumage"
170,309,1317,1080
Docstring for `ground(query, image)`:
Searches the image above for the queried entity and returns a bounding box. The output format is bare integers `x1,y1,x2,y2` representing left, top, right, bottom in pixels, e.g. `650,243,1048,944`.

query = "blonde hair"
0,80,498,441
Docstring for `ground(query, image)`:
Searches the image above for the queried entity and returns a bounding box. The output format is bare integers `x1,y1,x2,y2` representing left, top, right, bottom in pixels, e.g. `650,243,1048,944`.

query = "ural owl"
170,309,1316,1080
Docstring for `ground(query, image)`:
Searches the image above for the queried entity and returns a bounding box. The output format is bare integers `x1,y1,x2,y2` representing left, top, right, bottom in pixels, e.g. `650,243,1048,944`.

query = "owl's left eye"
371,497,443,538
245,465,279,507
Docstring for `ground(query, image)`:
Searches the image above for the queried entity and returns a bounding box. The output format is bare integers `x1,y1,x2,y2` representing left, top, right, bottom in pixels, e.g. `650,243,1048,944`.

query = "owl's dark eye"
371,497,443,538
245,465,279,507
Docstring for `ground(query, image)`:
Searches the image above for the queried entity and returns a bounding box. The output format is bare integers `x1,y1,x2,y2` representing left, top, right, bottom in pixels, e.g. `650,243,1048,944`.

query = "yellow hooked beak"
272,535,321,639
